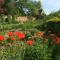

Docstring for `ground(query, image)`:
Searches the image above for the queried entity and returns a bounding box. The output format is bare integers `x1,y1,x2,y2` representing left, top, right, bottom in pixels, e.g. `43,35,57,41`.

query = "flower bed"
0,31,60,60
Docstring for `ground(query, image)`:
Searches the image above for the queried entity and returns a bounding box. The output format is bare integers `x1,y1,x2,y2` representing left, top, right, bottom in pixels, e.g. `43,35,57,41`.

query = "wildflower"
27,40,33,45
18,33,25,40
8,32,14,36
15,32,20,36
55,37,60,44
16,32,25,40
36,31,44,36
36,31,44,38
56,41,60,44
0,36,4,41
56,37,60,40
10,37,16,41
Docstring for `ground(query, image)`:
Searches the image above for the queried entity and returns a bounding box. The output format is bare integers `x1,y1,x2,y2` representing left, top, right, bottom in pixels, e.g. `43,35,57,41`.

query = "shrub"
22,39,51,60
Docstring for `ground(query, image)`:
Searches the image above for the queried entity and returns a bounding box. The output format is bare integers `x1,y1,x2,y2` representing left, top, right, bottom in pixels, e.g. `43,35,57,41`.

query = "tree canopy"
0,0,43,16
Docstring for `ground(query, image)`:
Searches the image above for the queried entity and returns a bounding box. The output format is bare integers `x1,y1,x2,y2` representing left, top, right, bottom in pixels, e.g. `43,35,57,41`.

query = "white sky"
34,0,60,14
41,0,60,14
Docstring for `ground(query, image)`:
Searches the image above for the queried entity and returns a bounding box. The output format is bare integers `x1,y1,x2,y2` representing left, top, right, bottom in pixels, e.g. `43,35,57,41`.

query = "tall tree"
1,0,42,16
0,0,44,20
16,0,42,16
4,0,19,23
27,1,42,16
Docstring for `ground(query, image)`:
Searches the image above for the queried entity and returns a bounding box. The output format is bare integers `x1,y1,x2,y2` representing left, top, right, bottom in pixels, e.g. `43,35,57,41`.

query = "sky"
34,0,60,15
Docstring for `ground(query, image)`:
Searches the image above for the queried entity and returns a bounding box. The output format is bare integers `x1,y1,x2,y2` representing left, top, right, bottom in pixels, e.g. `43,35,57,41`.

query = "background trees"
0,0,6,14
0,0,45,22
0,0,43,16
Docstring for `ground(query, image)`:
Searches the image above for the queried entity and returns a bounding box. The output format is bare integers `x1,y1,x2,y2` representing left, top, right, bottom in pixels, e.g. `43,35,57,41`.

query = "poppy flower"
55,37,60,44
8,32,14,36
16,32,25,40
18,33,25,40
15,32,20,36
27,40,33,45
56,41,60,44
0,35,4,41
56,37,60,40
10,37,16,41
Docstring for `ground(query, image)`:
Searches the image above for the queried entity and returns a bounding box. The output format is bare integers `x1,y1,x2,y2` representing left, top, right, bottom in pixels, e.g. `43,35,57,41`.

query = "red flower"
16,32,25,40
19,33,25,40
15,32,20,36
56,37,60,40
56,41,60,44
27,40,33,45
55,37,60,44
8,32,14,36
10,37,16,41
0,36,4,41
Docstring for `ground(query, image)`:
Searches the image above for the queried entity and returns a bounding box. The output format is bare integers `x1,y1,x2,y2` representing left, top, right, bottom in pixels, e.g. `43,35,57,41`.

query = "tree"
0,0,44,22
25,1,45,19
17,0,43,17
46,10,60,20
26,1,42,16
0,0,6,14
1,0,43,16
4,0,19,23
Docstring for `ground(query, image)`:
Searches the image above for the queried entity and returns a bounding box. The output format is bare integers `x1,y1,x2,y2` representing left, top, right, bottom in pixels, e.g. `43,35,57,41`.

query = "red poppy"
56,41,60,44
15,32,20,36
0,35,4,41
8,32,14,36
56,37,60,40
10,37,16,41
27,40,33,45
18,33,25,40
55,37,60,44
16,32,25,40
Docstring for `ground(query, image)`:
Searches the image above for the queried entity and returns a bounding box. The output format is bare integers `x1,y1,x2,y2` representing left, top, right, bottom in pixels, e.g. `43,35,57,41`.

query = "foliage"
46,17,60,22
0,1,60,60
26,1,41,16
3,0,42,16
45,10,60,20
0,30,52,60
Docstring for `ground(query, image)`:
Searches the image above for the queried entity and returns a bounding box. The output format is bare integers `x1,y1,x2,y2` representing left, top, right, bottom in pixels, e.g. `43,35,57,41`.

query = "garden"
0,0,60,60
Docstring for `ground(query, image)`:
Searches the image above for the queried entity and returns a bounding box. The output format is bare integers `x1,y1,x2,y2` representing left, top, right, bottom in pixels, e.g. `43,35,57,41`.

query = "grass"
0,19,59,60
0,20,44,31
0,38,51,60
